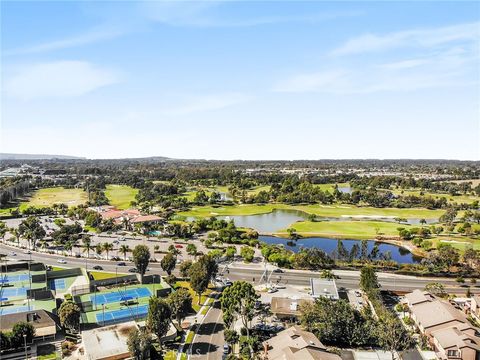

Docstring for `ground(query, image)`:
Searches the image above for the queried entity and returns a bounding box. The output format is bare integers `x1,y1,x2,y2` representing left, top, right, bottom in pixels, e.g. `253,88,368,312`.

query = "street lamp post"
23,334,27,360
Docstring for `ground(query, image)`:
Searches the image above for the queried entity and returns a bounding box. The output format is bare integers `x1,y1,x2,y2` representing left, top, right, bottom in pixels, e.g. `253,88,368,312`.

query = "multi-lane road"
1,241,475,294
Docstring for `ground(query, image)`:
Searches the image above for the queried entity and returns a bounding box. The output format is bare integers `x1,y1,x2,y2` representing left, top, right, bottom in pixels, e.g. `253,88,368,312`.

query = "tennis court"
0,305,35,315
95,304,149,325
0,287,28,297
90,287,151,306
0,274,30,283
50,279,66,290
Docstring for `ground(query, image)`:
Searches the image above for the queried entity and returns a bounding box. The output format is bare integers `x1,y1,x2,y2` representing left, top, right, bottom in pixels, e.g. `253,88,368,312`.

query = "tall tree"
102,242,114,259
132,245,151,283
189,261,209,305
160,253,176,275
221,281,259,338
18,216,45,250
58,301,81,332
167,288,192,325
360,266,380,294
119,244,131,261
127,328,152,360
376,313,415,359
146,297,171,349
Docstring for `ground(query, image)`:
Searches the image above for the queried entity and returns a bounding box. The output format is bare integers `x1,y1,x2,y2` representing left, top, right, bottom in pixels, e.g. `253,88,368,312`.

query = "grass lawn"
0,187,87,216
314,183,349,192
105,185,139,210
277,220,409,239
180,203,445,219
89,271,119,280
175,281,213,313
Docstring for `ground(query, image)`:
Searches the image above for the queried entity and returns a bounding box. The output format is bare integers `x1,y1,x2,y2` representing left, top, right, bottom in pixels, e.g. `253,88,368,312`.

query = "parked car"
128,268,138,273
57,259,67,264
117,262,126,266
267,287,278,293
273,268,284,273
93,265,103,270
24,250,31,254
223,344,230,354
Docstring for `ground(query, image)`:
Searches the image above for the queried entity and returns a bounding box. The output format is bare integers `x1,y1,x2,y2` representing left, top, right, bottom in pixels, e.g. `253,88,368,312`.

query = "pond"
215,208,436,233
338,186,352,194
218,209,308,233
260,235,421,264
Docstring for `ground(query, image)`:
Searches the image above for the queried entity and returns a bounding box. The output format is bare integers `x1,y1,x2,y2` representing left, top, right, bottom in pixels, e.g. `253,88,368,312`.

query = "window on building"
447,350,458,357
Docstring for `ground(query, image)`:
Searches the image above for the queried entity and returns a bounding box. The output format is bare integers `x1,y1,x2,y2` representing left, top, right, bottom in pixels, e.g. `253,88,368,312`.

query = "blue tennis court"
0,274,30,283
90,288,151,306
96,304,149,324
50,279,66,290
0,305,35,315
1,287,28,297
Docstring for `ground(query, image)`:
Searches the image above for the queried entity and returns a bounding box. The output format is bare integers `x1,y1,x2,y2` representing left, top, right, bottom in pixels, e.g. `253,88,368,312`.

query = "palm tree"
11,228,20,246
82,235,92,258
95,244,104,258
121,217,131,231
102,242,114,260
119,244,131,261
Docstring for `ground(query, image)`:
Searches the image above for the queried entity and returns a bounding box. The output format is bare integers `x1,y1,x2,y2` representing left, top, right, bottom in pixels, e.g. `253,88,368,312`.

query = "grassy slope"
105,184,139,210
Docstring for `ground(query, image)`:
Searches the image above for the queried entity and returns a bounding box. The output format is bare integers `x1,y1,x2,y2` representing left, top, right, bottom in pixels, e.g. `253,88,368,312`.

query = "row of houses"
405,290,480,360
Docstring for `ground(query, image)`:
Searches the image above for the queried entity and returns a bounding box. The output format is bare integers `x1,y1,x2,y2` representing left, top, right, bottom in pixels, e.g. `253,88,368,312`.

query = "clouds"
330,22,479,56
275,21,479,94
5,61,120,100
3,27,124,56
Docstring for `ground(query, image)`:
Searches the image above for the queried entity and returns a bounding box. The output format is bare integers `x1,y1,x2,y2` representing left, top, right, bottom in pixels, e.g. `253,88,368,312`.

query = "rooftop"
310,278,339,300
0,310,56,336
82,321,137,360
263,326,341,360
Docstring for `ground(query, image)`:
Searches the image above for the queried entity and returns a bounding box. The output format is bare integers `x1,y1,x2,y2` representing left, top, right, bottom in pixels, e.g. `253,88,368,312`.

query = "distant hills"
0,153,86,160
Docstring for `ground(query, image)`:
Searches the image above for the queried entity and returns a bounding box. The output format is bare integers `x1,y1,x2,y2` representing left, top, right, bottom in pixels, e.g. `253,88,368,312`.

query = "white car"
267,287,278,293
24,250,31,254
57,259,67,264
10,252,16,256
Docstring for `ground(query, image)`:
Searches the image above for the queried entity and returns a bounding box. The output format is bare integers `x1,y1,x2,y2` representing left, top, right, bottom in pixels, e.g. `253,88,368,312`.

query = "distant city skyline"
1,1,479,160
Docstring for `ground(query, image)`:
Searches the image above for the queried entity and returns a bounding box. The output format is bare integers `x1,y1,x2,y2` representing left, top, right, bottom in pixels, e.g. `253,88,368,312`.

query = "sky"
1,1,479,160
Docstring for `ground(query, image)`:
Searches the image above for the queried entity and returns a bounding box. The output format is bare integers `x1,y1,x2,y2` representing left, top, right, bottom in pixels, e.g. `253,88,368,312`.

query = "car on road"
10,252,16,256
223,279,233,286
223,344,230,354
57,259,67,264
128,268,138,273
273,268,284,273
93,265,103,270
113,240,119,245
119,237,126,241
117,262,126,266
354,290,362,297
267,287,278,293
24,250,31,254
